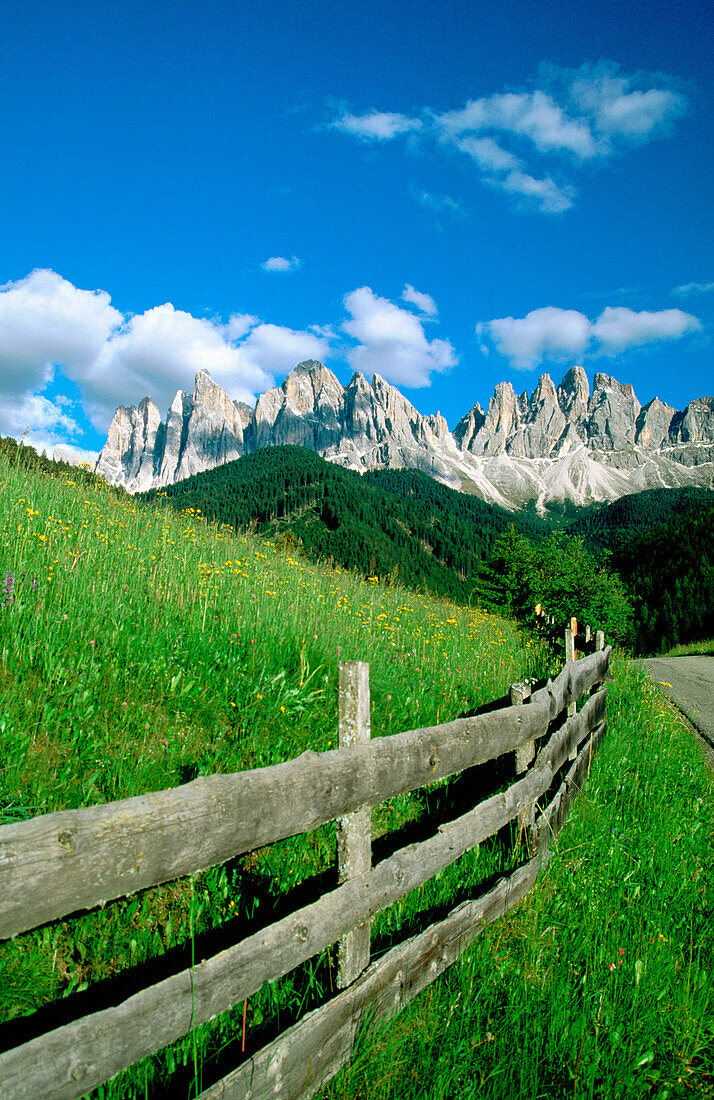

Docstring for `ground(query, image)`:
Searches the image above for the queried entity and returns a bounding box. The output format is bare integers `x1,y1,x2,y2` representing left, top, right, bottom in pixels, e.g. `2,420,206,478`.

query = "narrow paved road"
641,656,714,769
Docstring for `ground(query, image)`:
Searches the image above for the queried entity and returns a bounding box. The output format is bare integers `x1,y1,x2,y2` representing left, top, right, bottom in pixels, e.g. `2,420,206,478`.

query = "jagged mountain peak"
95,362,714,509
557,365,589,424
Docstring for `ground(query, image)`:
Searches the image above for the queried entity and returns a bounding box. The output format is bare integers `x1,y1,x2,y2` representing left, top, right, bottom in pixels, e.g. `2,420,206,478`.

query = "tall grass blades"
0,453,547,1097
320,660,714,1100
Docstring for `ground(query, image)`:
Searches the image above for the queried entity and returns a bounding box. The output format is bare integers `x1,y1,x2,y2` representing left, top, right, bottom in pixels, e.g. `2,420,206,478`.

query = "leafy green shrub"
479,528,633,644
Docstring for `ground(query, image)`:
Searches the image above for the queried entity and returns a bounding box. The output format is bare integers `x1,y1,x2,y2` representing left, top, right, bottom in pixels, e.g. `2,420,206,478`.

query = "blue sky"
1,0,712,455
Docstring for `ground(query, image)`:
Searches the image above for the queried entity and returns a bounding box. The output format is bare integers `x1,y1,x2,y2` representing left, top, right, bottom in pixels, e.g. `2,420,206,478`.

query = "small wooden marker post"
336,661,372,988
511,681,535,831
595,629,605,652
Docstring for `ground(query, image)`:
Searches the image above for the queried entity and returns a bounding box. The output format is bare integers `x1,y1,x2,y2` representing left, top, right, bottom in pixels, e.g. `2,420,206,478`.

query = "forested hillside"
143,447,543,601
610,501,714,654
145,452,714,654
565,486,714,553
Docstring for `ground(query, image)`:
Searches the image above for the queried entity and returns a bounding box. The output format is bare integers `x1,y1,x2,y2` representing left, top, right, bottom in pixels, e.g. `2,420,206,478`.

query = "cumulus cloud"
478,307,592,369
235,323,331,380
261,256,301,272
90,308,333,424
223,312,260,340
401,284,438,317
591,306,701,354
330,109,422,141
478,303,701,368
343,286,456,387
0,269,123,394
331,61,687,214
0,393,82,454
89,305,276,421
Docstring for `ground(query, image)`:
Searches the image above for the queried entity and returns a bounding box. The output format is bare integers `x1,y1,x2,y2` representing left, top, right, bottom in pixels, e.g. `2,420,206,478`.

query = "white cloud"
87,304,274,421
261,256,301,272
90,306,333,425
331,62,688,214
454,135,574,213
487,168,575,214
438,90,596,159
478,307,592,369
235,323,331,378
330,109,422,141
563,61,687,147
223,312,260,340
456,135,522,173
401,284,438,317
0,269,123,394
0,393,81,451
591,306,701,354
672,281,714,298
479,304,701,368
343,286,456,388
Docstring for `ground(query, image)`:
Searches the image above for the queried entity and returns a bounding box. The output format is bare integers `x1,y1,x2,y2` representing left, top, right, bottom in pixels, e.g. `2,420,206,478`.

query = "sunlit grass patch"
0,451,551,1097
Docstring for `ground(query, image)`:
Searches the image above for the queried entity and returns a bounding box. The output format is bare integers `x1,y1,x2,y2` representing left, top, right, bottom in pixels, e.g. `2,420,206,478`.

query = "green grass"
1,449,711,1099
660,639,714,658
0,449,547,1097
319,660,714,1100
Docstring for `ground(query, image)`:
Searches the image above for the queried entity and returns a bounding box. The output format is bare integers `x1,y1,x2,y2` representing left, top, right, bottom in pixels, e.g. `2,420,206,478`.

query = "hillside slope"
610,501,714,653
565,485,714,552
143,446,544,600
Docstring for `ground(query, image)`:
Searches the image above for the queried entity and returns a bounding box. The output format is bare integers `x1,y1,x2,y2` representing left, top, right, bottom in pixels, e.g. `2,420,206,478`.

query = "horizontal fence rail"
201,714,611,1100
0,635,612,1100
0,648,611,940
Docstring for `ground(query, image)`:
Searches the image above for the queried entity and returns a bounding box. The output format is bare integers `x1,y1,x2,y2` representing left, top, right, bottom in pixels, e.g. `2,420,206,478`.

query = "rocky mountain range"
95,361,714,510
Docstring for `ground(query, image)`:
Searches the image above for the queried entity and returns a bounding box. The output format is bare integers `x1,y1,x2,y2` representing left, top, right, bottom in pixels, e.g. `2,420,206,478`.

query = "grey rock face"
670,397,714,445
587,374,641,451
95,361,714,510
173,370,248,483
557,365,590,429
256,361,346,451
509,373,567,458
462,382,522,456
95,396,163,492
635,397,676,450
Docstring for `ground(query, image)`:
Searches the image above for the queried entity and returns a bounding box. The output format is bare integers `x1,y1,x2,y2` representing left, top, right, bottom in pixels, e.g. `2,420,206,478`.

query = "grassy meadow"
0,444,711,1099
0,445,546,1097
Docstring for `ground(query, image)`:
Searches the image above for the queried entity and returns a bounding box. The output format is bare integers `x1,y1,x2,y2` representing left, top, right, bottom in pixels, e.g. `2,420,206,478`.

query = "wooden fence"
0,637,612,1100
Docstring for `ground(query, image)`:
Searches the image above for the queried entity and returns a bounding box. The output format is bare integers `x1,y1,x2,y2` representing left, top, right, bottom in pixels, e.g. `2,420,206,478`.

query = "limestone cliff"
95,362,714,509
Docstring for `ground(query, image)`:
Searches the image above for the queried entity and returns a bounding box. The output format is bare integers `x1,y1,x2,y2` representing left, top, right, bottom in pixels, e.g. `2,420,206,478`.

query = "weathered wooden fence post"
512,682,534,774
595,629,605,652
336,661,372,988
511,681,535,832
565,618,578,759
565,622,577,711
